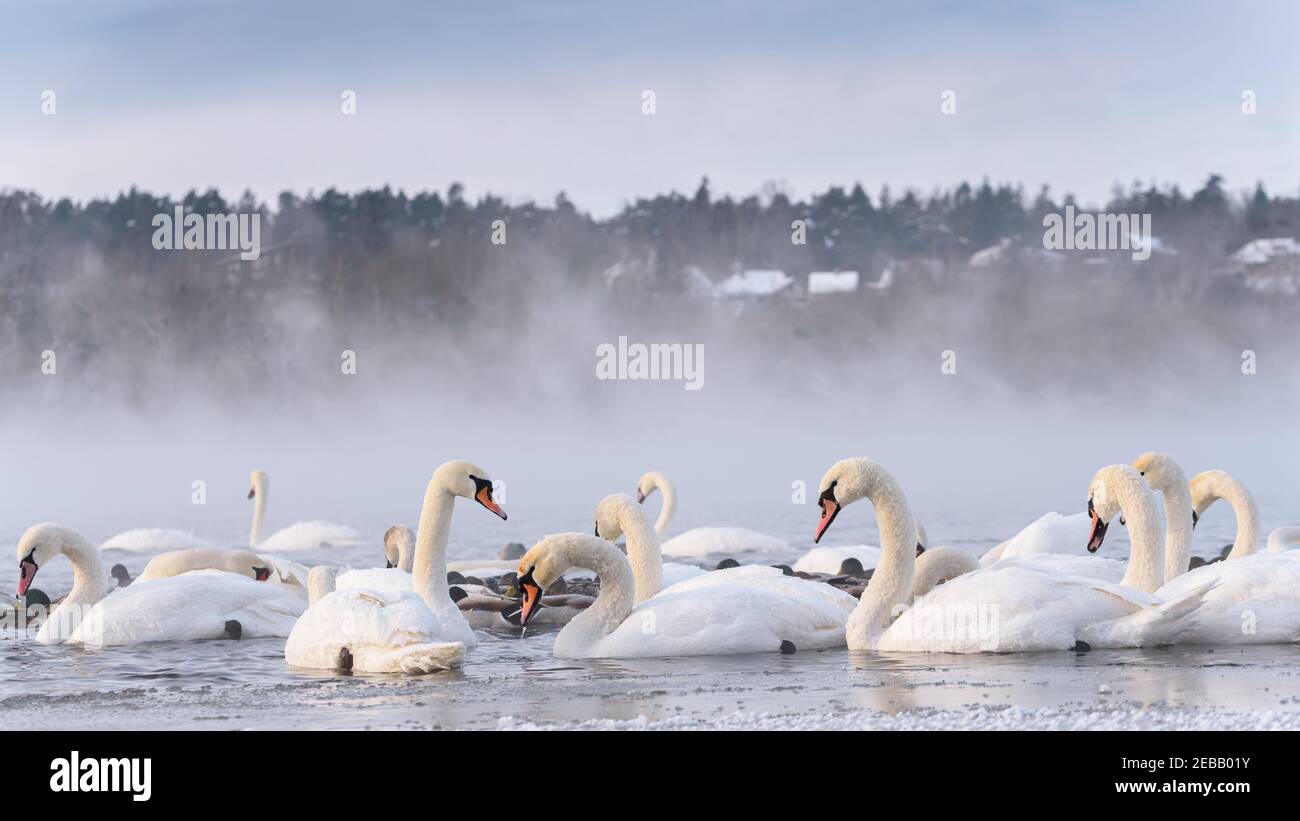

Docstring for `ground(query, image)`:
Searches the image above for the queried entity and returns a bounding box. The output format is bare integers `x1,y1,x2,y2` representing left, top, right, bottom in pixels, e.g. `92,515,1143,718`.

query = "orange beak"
518,571,543,625
475,486,507,520
814,498,840,543
1086,499,1109,553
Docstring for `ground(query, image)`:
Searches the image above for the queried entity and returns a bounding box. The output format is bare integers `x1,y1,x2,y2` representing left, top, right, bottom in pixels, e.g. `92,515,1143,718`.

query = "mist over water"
3,254,1296,549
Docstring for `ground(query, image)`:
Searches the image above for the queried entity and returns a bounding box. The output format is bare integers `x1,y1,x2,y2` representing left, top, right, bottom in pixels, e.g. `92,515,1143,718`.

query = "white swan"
284,461,506,673
100,528,213,554
334,525,416,594
247,469,363,552
17,523,307,646
815,459,1194,652
593,493,705,601
635,470,788,559
978,511,1094,566
516,533,855,658
1189,469,1259,560
1131,469,1300,646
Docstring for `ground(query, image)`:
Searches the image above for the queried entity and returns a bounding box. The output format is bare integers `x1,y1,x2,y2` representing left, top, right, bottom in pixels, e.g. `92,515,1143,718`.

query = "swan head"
228,550,274,581
814,458,884,543
1129,452,1194,528
635,471,665,504
1086,464,1146,552
593,493,639,540
515,533,608,625
248,469,268,500
1188,469,1233,529
15,523,88,596
383,525,414,569
435,461,507,520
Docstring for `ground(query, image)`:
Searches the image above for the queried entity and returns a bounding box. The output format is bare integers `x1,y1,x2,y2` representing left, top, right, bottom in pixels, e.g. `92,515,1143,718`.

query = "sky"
0,0,1296,216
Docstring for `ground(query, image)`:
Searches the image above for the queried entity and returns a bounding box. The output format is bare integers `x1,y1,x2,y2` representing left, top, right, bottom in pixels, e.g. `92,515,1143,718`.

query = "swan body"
16,524,306,646
1142,551,1300,645
660,526,788,559
793,545,882,575
333,525,416,594
981,512,1093,565
815,459,1175,652
67,570,306,646
246,469,363,551
1268,527,1300,553
517,534,855,658
285,461,506,673
100,528,212,553
286,567,465,674
637,471,789,558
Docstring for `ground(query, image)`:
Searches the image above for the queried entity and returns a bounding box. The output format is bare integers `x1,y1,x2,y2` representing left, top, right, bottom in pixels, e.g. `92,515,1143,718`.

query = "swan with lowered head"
635,470,788,559
284,460,507,673
17,523,307,646
1189,470,1259,560
247,469,364,552
139,547,274,582
516,532,855,658
815,459,1193,652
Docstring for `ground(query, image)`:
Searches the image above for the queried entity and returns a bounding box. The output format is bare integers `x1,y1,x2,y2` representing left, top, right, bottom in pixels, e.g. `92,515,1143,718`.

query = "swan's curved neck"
1112,473,1164,593
910,546,977,602
849,468,918,649
614,497,663,603
647,473,675,536
250,484,267,547
1268,526,1300,553
556,539,636,649
60,534,109,608
1202,474,1259,559
1156,481,1194,584
412,480,456,612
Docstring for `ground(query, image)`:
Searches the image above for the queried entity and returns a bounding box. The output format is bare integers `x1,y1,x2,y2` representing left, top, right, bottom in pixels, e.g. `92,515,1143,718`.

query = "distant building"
713,269,793,298
1232,237,1300,296
968,238,1011,268
807,271,859,295
1232,237,1299,266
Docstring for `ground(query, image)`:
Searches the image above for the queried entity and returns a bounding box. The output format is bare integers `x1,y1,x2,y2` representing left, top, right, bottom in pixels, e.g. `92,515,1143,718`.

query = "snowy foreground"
498,705,1300,731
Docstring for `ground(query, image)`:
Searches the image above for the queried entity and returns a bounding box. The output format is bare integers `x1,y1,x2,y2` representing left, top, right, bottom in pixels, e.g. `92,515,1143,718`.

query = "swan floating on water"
17,523,307,646
1127,460,1300,646
815,458,1205,652
247,469,363,552
284,461,506,674
516,532,856,658
635,470,788,559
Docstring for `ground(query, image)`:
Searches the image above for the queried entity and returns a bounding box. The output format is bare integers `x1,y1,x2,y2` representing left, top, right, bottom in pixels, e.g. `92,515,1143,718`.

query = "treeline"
0,174,1296,402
